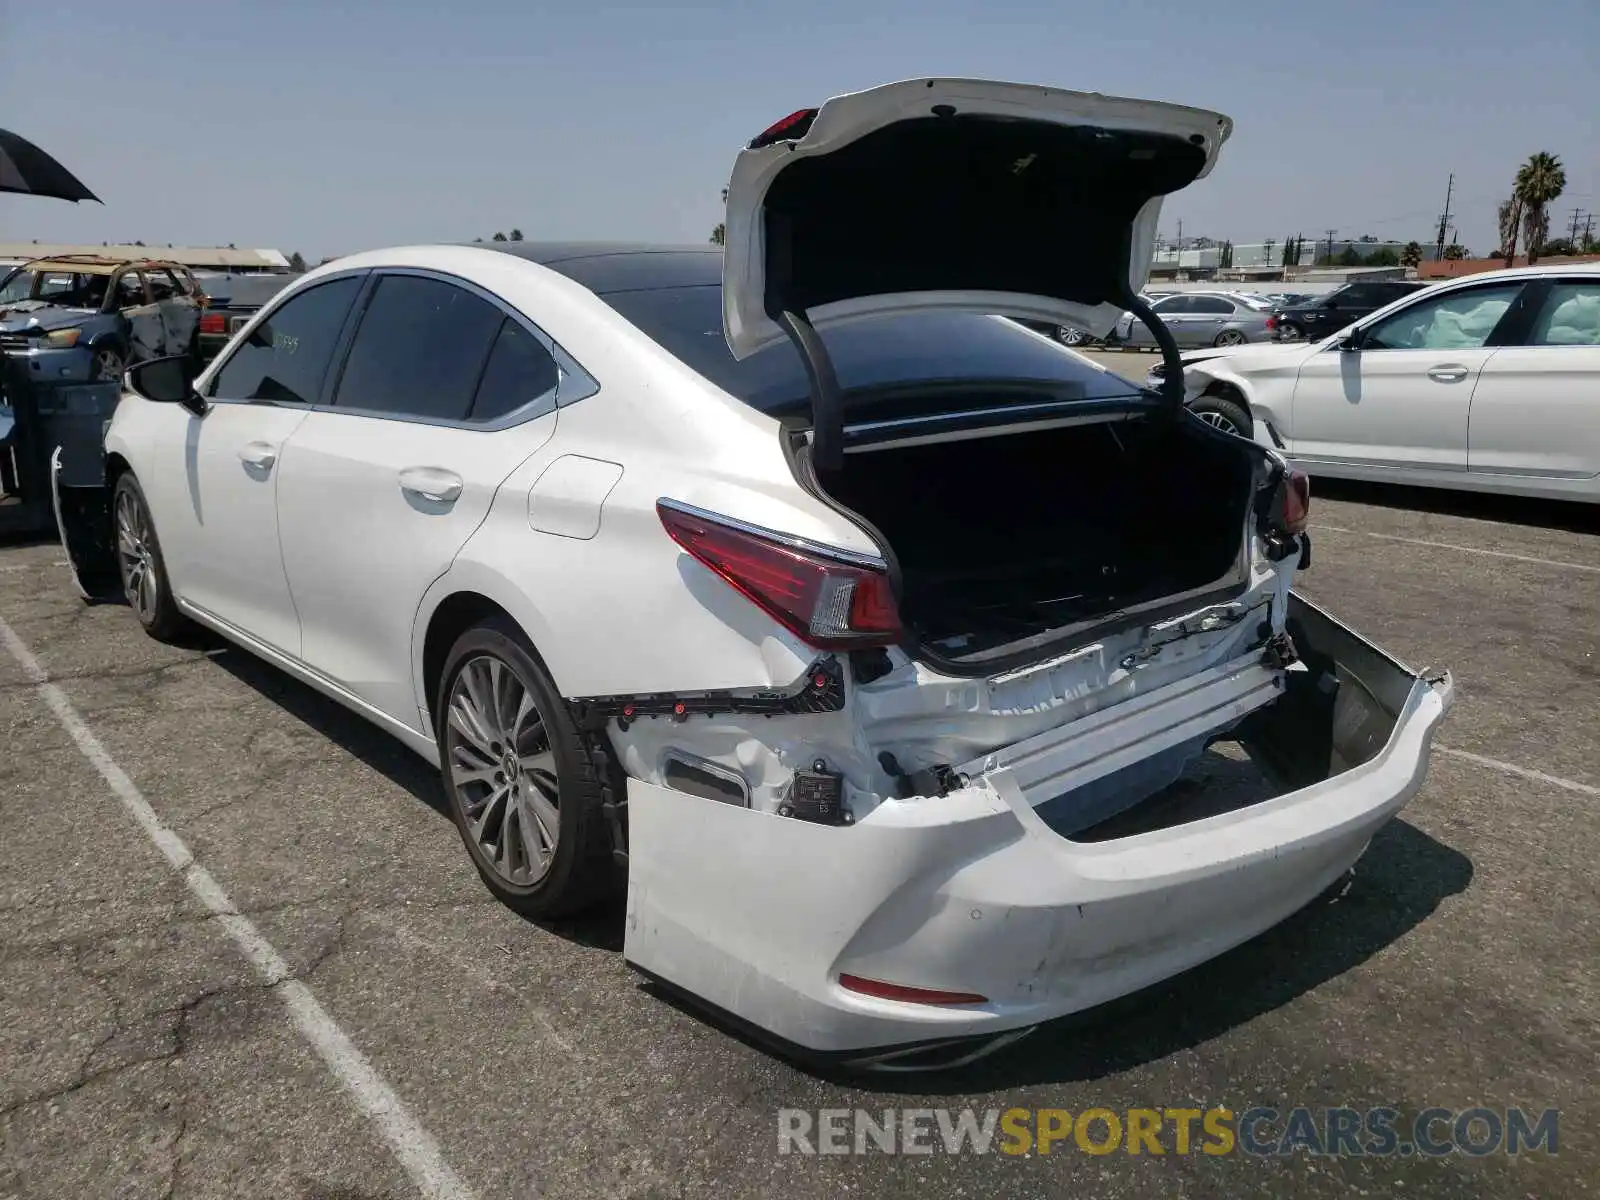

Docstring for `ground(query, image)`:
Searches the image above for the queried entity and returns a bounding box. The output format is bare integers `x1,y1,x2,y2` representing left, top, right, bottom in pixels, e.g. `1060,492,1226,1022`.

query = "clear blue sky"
2,0,1595,261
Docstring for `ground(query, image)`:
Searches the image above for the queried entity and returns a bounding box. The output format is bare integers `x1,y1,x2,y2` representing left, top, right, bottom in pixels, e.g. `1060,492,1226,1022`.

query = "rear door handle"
399,466,463,504
239,441,277,470
1427,365,1470,383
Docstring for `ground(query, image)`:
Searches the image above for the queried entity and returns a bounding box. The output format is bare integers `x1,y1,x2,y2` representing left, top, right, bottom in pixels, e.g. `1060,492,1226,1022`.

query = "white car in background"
62,78,1454,1070
1164,264,1600,500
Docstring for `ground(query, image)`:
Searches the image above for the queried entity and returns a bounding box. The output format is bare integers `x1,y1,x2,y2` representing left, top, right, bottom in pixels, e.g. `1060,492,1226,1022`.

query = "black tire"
435,617,619,918
110,472,187,640
1213,329,1248,347
1188,393,1253,438
1056,326,1087,346
1279,322,1304,342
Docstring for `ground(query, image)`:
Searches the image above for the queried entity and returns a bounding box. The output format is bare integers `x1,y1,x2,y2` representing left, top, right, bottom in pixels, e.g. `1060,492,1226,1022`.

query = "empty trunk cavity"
822,414,1258,667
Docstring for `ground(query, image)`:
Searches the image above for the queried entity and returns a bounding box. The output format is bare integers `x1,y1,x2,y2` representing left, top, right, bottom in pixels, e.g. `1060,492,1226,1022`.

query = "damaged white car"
63,78,1454,1069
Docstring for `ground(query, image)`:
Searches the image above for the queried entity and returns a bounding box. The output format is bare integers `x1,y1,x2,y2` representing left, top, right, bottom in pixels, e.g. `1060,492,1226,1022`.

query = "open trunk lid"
721,78,1233,361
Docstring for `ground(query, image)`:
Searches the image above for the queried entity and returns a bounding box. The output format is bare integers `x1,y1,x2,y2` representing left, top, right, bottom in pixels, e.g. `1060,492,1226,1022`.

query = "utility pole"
1435,173,1454,260
1324,228,1338,263
1568,208,1586,244
1585,213,1595,249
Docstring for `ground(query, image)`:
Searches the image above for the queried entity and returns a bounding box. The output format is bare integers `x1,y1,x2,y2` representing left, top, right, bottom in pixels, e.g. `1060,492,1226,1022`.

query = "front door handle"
239,441,277,470
399,466,463,504
1427,365,1470,383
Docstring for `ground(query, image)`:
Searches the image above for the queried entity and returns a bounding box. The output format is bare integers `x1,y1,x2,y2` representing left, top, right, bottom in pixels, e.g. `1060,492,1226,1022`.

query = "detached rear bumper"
622,595,1453,1063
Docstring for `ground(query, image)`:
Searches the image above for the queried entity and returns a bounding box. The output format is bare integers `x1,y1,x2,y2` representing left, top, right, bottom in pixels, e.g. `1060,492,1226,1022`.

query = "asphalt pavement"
2,375,1596,1197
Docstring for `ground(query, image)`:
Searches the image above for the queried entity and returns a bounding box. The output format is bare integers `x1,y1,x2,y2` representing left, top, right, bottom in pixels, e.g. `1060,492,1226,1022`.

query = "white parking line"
0,614,478,1200
1437,746,1600,797
1314,524,1600,574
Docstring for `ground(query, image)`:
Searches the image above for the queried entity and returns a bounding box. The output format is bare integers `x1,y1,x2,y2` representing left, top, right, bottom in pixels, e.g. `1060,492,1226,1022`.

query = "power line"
1436,173,1454,259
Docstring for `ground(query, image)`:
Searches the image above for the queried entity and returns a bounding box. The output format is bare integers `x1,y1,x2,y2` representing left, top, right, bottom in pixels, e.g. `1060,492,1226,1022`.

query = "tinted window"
1188,296,1234,314
1364,284,1523,350
596,284,1143,415
1337,285,1379,306
470,319,560,421
209,275,362,405
1529,282,1600,346
1152,295,1193,313
334,275,504,421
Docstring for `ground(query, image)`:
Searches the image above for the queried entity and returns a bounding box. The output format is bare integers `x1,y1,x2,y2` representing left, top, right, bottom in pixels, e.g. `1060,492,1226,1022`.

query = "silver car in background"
1116,291,1274,349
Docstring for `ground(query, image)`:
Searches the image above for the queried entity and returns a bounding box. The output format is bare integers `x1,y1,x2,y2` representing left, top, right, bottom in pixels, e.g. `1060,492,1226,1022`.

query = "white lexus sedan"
57,78,1453,1069
1166,263,1600,501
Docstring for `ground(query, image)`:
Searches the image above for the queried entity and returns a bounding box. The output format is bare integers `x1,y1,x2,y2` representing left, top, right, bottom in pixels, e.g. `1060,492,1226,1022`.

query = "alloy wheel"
1217,331,1247,346
1195,410,1242,436
444,654,561,887
115,487,159,621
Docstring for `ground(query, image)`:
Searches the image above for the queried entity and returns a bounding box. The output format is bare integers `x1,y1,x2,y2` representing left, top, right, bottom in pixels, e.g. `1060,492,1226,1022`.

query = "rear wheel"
1189,393,1252,438
1214,329,1248,347
1055,326,1087,346
436,618,618,918
111,473,186,640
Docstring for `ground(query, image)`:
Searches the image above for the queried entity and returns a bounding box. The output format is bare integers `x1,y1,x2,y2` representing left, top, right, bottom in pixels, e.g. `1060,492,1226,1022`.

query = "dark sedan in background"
1271,279,1430,341
191,272,301,361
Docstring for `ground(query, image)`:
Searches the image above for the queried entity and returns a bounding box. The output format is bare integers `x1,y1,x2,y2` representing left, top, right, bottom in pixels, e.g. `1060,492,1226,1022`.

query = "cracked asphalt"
3,409,1597,1196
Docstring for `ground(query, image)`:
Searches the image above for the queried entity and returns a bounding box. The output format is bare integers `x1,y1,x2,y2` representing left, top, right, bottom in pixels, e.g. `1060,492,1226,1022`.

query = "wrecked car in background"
0,254,204,383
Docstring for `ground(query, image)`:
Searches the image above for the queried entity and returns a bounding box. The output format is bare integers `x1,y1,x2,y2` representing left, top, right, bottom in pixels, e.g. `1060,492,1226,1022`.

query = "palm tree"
1497,197,1524,267
709,187,729,246
1442,243,1467,260
1400,241,1423,268
1513,152,1566,265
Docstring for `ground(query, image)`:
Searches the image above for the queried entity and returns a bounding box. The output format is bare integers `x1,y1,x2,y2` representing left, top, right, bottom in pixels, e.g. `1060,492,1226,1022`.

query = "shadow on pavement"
1315,478,1600,536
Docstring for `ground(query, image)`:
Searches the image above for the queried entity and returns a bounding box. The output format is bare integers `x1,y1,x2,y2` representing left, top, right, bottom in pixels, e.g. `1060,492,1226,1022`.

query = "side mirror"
1337,330,1364,351
126,355,210,417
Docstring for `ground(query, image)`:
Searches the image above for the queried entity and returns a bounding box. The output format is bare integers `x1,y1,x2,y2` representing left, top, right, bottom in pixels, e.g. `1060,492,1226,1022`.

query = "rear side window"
470,320,560,422
334,275,504,421
1152,295,1193,314
209,275,362,405
1528,282,1600,346
1188,296,1233,314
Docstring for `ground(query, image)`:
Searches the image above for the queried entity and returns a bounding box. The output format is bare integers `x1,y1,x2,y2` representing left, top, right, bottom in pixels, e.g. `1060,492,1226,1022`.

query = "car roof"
19,254,187,276
469,241,723,293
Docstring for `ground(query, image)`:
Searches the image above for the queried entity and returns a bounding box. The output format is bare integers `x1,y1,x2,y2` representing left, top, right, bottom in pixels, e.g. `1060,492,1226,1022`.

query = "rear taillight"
1265,315,1278,330
657,501,901,649
1273,468,1311,534
199,313,227,334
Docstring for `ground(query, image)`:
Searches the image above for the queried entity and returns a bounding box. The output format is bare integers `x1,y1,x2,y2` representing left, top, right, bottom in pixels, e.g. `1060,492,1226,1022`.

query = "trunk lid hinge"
1116,287,1186,416
775,307,845,477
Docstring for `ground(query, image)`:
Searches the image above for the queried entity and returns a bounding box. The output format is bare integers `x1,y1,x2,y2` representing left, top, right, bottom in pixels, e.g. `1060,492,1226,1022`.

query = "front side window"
333,274,504,421
1528,282,1600,347
208,275,362,405
1363,284,1524,351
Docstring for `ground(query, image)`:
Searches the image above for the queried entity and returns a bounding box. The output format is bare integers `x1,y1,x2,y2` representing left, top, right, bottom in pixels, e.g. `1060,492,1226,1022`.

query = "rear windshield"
595,283,1143,415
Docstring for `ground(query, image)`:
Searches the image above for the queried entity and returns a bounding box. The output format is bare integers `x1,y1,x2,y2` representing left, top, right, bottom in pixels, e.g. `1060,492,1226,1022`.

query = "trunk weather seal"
1118,287,1185,414
775,308,846,476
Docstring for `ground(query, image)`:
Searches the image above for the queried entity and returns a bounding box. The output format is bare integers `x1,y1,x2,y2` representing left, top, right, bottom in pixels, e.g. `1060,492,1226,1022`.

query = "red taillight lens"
1265,315,1278,329
199,313,227,334
1276,468,1311,534
657,501,901,649
747,107,819,150
838,974,988,1006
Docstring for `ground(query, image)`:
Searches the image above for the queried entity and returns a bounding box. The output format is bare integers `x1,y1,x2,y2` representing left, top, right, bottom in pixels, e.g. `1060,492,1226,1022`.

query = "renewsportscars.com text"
777,1106,1560,1158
